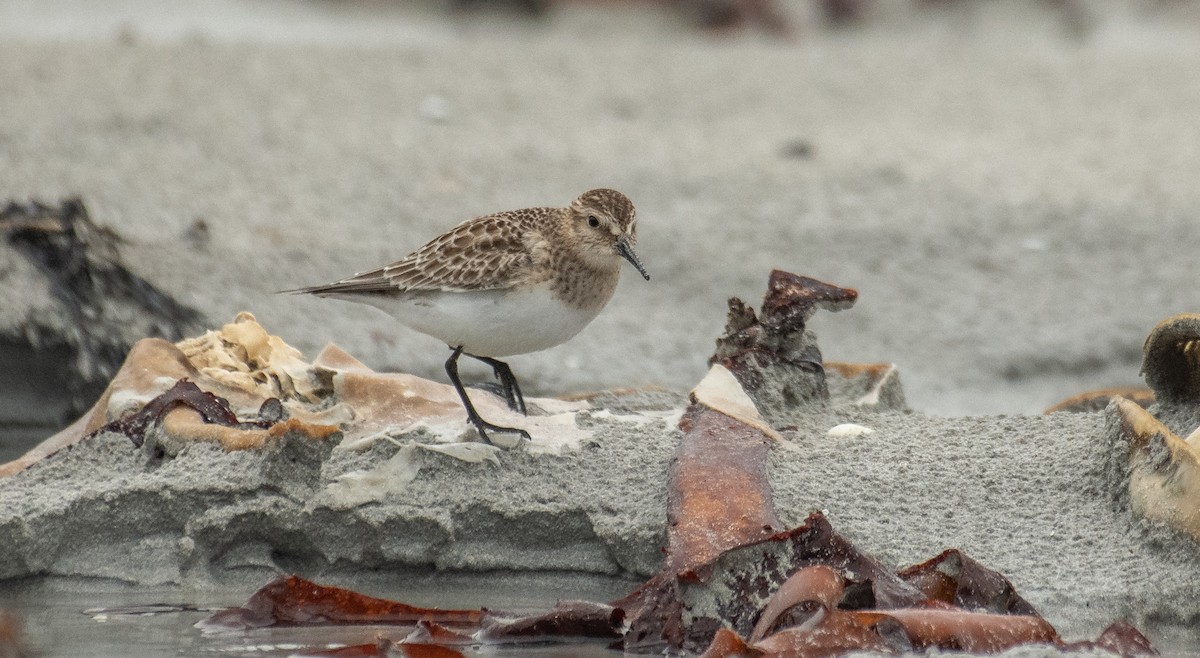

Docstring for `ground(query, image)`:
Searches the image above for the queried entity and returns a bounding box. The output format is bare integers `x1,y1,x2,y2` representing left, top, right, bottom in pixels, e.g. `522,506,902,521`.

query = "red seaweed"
1061,619,1160,657
666,511,925,650
748,566,844,642
759,270,858,336
198,575,482,631
479,600,624,641
295,638,465,658
391,645,465,658
897,549,1041,616
851,608,1058,653
698,561,1058,657
98,379,241,447
0,611,32,658
402,620,477,645
197,271,1161,658
744,611,895,657
667,406,782,572
293,642,386,658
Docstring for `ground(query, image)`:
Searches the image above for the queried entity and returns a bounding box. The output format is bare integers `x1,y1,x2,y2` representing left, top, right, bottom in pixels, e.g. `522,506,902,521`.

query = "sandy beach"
4,1,1200,416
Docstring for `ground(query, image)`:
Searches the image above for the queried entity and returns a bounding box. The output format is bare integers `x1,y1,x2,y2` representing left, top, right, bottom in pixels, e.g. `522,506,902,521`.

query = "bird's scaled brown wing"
295,211,541,296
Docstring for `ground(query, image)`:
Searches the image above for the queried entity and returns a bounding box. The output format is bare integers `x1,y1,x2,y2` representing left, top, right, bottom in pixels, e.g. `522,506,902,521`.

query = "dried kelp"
196,271,1158,657
713,272,904,415
657,273,1157,657
91,375,342,452
1044,387,1155,414
701,616,893,658
2,313,597,476
619,355,796,651
1104,313,1200,544
198,579,623,654
1,198,204,416
202,534,1154,657
1106,398,1200,543
622,274,1157,656
849,608,1058,653
1141,313,1200,405
823,361,907,410
710,270,859,425
454,0,794,35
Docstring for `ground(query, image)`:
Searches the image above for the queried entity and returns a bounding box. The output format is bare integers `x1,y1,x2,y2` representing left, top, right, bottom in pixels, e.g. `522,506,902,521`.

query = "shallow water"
4,572,1200,656
0,573,638,657
0,426,51,465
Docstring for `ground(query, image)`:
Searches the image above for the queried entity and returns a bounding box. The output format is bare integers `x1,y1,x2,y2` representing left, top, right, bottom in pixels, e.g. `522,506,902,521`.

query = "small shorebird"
288,189,649,444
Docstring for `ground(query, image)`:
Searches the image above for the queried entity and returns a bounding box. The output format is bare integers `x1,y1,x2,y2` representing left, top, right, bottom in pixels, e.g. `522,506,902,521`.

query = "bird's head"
567,188,649,281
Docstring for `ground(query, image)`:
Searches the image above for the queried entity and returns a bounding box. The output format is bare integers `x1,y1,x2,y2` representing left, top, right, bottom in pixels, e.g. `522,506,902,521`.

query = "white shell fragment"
326,446,423,508
827,423,875,438
691,364,784,442
1111,398,1200,544
416,441,502,464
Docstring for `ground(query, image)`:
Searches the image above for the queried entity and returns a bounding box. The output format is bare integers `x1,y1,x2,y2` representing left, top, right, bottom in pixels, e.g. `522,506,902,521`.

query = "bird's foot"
495,372,527,415
469,381,526,415
468,415,531,446
472,355,527,415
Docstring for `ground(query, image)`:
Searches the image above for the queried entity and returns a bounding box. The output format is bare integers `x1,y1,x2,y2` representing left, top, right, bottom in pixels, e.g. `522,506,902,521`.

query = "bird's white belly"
358,287,603,357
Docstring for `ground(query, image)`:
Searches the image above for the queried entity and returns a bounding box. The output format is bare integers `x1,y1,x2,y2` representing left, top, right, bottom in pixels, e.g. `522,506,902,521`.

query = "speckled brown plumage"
287,188,647,445
319,209,548,294
293,188,641,310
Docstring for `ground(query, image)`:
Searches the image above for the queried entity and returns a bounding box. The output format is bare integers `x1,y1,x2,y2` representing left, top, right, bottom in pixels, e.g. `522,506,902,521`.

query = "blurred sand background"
3,0,1200,417
4,6,1200,655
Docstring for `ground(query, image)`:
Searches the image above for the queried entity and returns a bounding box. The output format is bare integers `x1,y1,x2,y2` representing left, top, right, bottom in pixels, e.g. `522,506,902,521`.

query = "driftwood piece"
0,198,204,422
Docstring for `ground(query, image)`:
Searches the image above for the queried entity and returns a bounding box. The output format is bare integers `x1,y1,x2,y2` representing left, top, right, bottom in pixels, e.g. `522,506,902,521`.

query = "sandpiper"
288,189,649,444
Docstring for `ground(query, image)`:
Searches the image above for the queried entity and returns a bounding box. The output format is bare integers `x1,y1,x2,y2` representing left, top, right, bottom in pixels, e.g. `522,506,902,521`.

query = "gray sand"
3,0,1200,652
2,400,1199,645
772,408,1200,638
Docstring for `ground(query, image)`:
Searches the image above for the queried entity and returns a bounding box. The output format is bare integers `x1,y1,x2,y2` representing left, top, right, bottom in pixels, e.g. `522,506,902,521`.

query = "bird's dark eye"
587,215,600,228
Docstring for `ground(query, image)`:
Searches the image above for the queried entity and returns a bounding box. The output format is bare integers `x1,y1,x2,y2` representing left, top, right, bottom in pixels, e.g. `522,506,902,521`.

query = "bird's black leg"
445,346,531,444
468,354,527,415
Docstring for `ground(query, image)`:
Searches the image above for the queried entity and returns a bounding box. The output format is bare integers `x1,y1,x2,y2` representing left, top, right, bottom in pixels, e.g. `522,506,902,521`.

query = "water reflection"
0,573,640,657
3,572,1200,656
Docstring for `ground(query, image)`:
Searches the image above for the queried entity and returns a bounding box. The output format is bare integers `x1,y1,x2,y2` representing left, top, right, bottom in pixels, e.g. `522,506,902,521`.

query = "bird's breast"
547,258,621,313
375,285,607,358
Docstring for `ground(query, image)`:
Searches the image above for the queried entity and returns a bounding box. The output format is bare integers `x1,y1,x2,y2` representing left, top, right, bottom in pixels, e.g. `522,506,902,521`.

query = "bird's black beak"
616,236,650,281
